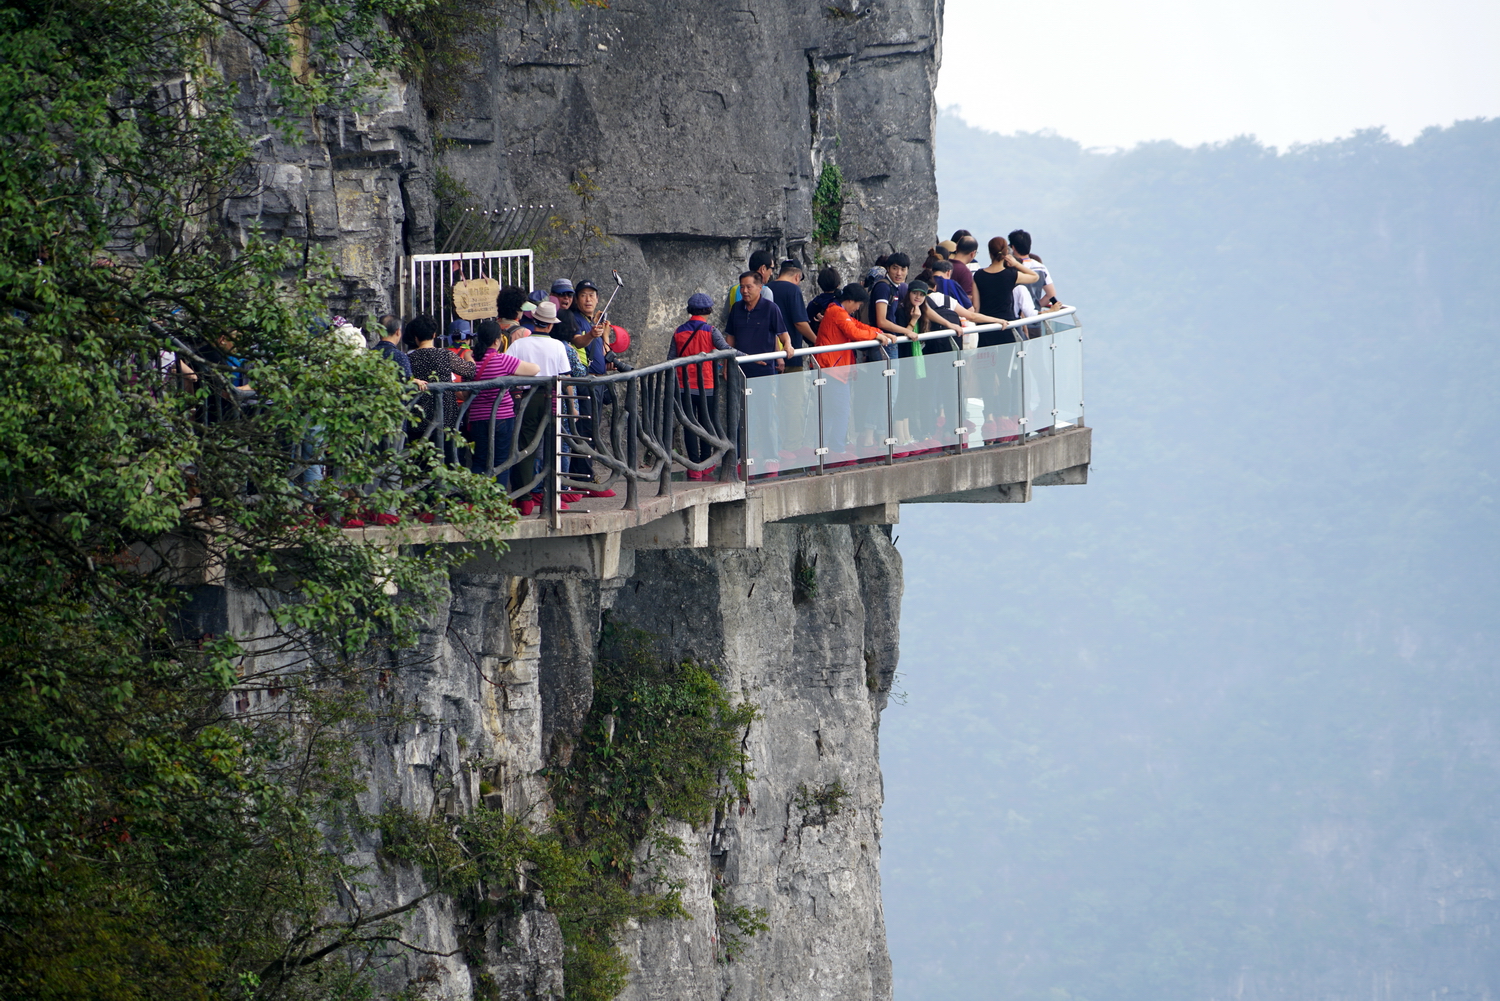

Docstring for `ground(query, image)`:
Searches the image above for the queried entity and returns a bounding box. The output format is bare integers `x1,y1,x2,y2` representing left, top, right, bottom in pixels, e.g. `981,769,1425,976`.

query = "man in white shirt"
1008,229,1062,310
506,301,581,512
506,301,573,375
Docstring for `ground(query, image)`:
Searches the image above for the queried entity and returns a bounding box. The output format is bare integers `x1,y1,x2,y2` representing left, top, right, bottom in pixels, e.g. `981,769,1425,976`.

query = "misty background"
879,111,1500,999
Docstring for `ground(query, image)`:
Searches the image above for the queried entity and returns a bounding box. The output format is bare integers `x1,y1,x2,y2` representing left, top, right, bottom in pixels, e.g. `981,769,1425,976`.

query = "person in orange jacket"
814,284,892,457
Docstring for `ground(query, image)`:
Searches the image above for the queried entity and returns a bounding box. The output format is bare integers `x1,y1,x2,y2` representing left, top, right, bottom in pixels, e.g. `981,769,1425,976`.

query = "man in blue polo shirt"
765,259,817,455
725,271,793,474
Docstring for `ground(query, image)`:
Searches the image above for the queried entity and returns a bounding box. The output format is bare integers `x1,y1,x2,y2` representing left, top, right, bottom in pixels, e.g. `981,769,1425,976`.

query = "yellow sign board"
451,277,500,320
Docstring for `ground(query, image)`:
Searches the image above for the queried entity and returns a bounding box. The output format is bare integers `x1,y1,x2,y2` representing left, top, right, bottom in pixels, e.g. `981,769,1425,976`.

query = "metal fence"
402,250,534,337
418,350,745,528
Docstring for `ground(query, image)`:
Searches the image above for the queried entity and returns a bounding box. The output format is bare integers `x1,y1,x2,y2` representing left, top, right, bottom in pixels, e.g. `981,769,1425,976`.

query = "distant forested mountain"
881,112,1500,1000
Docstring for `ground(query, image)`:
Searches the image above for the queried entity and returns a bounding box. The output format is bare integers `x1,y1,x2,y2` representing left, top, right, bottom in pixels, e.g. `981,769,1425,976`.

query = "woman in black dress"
970,236,1039,347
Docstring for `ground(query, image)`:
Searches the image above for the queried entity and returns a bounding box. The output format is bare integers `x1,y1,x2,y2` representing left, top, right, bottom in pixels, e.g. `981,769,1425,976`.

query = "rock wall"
603,524,902,1001
209,3,938,994
218,0,945,363
206,523,904,999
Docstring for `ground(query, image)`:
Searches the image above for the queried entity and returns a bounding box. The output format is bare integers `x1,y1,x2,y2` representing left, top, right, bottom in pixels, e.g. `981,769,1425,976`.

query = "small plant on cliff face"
794,779,850,828
812,162,845,246
712,880,770,963
543,168,615,273
794,550,820,605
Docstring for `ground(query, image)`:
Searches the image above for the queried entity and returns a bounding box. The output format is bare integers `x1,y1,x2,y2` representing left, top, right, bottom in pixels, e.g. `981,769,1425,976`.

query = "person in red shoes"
669,292,736,481
815,284,892,458
505,301,578,516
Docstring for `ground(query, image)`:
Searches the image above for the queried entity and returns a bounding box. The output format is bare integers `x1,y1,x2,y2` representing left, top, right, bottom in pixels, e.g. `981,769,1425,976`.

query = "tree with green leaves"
0,0,523,995
0,0,763,996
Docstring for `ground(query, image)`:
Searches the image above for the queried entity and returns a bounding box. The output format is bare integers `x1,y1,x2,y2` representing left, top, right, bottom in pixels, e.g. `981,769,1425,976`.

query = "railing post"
435,389,445,462
625,376,640,510
1017,332,1028,444
955,334,967,450
550,376,563,529
725,360,743,482
1049,332,1059,436
884,350,896,466
813,358,827,475
660,371,673,498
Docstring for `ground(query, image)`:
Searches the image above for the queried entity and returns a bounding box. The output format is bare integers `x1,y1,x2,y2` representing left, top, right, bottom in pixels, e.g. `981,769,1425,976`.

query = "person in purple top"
724,271,793,474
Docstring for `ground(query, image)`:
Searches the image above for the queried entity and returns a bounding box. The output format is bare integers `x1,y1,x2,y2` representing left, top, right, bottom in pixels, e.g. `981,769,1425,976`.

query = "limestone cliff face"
220,0,944,362
212,523,904,999
377,525,905,1000
604,525,902,1001
213,4,937,994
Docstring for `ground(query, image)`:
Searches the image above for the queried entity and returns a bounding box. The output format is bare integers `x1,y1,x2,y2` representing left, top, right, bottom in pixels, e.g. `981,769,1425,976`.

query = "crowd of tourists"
670,228,1066,477
321,227,1063,512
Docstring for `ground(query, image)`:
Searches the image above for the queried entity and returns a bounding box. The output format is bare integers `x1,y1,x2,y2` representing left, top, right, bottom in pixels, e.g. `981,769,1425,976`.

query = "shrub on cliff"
0,0,530,996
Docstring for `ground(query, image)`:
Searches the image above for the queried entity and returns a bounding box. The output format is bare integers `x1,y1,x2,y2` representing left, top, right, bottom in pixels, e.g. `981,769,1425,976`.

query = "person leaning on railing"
814,284,891,460
1008,229,1064,312
464,315,540,486
893,280,961,449
669,292,736,481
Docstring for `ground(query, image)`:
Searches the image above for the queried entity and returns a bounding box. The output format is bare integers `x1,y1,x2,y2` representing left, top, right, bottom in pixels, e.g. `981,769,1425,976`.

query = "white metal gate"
402,249,534,334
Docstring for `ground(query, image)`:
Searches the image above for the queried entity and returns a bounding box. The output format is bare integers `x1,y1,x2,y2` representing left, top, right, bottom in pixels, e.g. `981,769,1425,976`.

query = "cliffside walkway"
361,308,1091,578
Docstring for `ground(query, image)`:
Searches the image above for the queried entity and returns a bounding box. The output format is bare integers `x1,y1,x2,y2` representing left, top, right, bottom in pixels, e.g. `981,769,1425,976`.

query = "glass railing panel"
892,338,963,455
1023,329,1056,436
833,353,897,464
1043,310,1080,334
959,342,1024,446
1052,324,1084,429
743,365,821,476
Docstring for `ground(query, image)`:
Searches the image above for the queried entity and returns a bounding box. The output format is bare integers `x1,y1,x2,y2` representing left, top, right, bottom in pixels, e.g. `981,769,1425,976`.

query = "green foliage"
0,0,520,996
793,779,848,827
712,882,769,963
812,162,845,245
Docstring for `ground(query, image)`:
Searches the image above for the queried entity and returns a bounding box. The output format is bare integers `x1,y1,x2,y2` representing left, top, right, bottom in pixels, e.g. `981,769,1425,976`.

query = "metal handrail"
733,306,1079,364
414,349,745,525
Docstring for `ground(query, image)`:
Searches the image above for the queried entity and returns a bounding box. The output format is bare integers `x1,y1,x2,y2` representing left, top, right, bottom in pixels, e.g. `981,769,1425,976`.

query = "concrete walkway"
354,426,1091,579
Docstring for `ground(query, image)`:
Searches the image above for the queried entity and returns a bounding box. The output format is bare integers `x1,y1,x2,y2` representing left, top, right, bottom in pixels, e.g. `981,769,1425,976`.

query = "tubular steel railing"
416,350,745,528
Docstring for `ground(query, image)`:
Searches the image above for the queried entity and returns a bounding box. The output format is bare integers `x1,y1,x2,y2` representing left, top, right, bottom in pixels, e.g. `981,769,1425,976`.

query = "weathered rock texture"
217,0,944,364
209,2,937,993
206,523,903,999
603,524,902,1001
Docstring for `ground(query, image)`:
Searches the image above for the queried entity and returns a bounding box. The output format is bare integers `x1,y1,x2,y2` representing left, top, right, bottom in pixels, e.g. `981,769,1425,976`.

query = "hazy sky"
937,0,1500,149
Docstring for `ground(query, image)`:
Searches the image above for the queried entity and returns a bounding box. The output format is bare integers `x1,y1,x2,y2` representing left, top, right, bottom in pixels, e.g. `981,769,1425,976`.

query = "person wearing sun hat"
504,301,585,515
